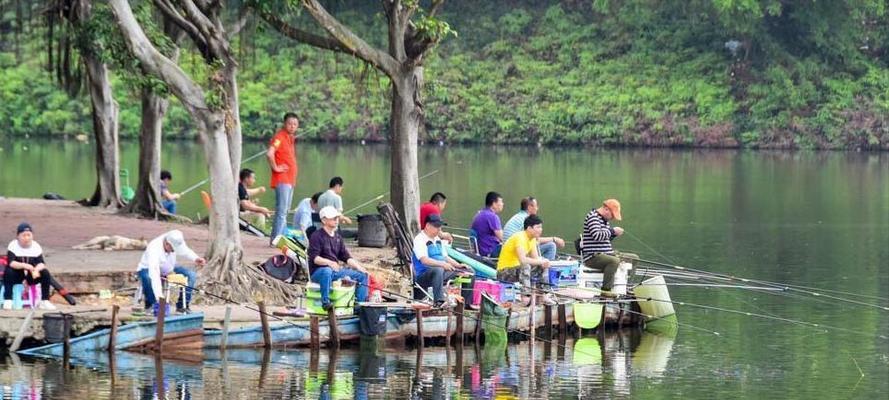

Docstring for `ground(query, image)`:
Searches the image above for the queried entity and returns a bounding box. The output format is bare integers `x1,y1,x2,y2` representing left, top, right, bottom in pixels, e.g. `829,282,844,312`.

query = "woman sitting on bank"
3,222,56,310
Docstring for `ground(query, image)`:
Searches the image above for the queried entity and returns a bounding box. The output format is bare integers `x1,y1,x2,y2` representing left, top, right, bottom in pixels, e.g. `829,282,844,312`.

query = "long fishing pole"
622,230,889,310
180,133,308,196
637,258,889,312
343,169,441,216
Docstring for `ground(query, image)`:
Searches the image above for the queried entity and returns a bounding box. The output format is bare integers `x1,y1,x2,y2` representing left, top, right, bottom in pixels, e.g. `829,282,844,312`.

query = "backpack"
261,254,301,283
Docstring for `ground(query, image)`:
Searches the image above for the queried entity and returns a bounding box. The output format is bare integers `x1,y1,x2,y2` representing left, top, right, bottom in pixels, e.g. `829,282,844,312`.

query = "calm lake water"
0,138,888,399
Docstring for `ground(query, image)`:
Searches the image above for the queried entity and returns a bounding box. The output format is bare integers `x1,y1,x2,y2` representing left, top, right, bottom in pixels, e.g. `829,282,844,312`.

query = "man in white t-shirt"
136,230,206,313
411,214,471,307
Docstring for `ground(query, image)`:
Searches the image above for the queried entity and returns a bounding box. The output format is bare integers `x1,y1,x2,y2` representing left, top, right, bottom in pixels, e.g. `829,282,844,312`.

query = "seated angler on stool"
308,206,369,311
136,230,206,314
3,222,57,310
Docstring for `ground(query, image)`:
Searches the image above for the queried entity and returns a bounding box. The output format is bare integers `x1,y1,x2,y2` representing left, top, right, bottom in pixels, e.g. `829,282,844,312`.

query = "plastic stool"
24,283,39,308
12,284,24,309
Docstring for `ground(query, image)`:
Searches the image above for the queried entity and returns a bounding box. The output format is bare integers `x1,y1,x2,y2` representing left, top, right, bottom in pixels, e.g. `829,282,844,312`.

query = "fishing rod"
180,133,308,197
636,296,889,340
621,231,889,310
636,258,889,312
343,169,441,216
632,282,788,291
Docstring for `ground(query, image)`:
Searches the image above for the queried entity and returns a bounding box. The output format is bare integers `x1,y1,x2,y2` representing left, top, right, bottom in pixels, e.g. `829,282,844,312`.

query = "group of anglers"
2,111,627,315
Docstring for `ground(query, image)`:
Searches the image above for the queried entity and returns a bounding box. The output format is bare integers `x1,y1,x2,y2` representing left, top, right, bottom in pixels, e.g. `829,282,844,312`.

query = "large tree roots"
197,244,302,306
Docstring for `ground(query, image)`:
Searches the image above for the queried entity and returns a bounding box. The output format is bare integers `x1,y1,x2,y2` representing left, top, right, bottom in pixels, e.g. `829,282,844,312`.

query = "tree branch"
301,0,398,76
108,0,208,115
429,0,444,18
227,12,249,40
254,7,350,55
152,0,209,56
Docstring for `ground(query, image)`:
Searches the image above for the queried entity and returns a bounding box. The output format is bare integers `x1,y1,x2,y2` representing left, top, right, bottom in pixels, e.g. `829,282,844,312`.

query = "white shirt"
136,233,199,300
292,197,314,232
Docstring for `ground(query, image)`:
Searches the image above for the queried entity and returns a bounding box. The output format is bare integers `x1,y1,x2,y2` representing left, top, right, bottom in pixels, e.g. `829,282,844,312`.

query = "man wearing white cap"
136,230,206,313
307,206,368,310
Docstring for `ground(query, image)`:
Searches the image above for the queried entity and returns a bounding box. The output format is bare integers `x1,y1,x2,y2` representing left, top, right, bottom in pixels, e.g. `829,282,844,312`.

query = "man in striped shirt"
581,199,624,291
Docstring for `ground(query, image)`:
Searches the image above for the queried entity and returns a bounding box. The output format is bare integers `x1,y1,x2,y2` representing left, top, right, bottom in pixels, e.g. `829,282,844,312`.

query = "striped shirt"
582,209,615,261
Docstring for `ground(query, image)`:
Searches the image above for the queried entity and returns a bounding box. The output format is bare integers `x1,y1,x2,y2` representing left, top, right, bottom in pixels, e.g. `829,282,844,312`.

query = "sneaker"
175,307,191,314
39,300,57,310
2,300,12,310
322,302,333,312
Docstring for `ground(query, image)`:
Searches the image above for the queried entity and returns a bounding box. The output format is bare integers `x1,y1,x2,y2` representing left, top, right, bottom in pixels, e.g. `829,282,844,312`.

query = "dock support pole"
108,305,120,352
529,293,537,339
155,298,167,353
455,302,465,345
474,307,482,346
220,306,232,350
63,313,72,363
544,304,553,339
258,301,272,349
9,309,35,352
416,309,424,348
310,316,320,349
557,303,567,337
328,306,340,349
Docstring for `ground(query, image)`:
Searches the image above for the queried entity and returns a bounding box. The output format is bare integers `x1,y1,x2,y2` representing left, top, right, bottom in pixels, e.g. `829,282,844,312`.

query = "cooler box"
306,282,356,316
471,279,516,306
547,260,579,287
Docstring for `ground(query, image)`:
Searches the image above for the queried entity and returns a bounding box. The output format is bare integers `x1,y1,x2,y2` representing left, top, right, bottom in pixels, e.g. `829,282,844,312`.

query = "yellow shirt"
497,231,537,271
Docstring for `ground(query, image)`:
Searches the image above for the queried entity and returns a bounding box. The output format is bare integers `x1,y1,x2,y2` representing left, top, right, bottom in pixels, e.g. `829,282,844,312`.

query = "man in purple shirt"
308,206,368,310
470,191,505,257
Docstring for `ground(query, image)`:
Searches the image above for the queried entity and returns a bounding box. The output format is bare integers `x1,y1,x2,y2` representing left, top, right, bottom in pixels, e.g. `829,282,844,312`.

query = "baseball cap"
164,230,193,253
603,199,622,221
425,214,445,227
319,206,341,220
16,222,32,235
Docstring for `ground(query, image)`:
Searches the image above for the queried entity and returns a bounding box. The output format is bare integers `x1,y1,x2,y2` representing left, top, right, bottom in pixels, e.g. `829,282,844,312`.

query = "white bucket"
611,262,633,295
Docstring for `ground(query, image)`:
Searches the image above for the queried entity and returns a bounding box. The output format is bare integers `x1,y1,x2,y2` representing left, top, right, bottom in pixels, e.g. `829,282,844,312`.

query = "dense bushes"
1,0,887,149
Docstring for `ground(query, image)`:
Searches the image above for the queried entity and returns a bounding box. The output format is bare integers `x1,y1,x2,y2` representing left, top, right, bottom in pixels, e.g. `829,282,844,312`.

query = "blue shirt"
292,197,313,232
502,211,529,241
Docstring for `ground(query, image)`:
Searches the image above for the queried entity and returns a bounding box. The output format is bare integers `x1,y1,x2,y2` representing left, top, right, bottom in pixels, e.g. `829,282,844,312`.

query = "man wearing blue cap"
412,214,470,308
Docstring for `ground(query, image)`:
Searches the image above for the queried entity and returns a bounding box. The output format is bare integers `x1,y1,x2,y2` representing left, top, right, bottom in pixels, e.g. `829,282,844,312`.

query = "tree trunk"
83,51,122,209
79,0,121,209
124,87,168,216
388,66,423,236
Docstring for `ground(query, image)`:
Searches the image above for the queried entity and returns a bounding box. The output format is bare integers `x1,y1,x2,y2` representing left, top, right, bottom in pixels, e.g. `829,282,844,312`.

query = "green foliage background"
1,0,888,149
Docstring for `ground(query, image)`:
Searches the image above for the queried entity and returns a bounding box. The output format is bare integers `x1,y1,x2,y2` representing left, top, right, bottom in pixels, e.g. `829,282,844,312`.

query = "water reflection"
0,328,678,399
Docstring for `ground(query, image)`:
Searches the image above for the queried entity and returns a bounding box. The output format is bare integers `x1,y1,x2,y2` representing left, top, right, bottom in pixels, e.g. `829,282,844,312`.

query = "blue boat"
17,313,205,358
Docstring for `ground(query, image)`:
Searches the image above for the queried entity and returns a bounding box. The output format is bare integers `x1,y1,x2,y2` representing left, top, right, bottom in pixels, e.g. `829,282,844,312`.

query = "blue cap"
424,214,446,227
16,222,32,235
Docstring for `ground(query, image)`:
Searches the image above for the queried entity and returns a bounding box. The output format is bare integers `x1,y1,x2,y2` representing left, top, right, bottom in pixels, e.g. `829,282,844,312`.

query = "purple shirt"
307,228,352,274
470,207,502,256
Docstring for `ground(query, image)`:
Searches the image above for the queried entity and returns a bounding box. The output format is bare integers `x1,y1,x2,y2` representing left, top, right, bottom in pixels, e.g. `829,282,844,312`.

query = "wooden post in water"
455,302,465,345
258,301,272,349
557,303,567,337
445,309,452,348
62,313,72,363
310,316,320,349
544,304,553,339
108,305,120,352
529,293,537,339
474,307,482,346
416,309,424,348
155,298,167,353
327,306,340,349
220,306,232,350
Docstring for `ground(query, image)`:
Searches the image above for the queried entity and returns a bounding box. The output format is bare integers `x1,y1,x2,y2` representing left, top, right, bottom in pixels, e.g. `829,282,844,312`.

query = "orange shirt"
269,129,297,188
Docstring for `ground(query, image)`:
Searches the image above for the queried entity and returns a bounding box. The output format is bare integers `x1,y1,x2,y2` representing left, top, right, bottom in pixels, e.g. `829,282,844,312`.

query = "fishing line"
635,296,889,340
343,169,441,215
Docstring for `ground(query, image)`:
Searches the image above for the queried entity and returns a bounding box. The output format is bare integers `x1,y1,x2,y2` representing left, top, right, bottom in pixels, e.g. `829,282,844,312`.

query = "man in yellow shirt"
496,215,556,306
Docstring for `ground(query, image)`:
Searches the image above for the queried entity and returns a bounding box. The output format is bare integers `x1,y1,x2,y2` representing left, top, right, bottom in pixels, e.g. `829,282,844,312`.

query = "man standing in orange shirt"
267,113,299,245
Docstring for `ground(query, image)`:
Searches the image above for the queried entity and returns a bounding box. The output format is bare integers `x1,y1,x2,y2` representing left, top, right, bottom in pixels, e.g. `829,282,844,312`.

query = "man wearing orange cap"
580,199,624,292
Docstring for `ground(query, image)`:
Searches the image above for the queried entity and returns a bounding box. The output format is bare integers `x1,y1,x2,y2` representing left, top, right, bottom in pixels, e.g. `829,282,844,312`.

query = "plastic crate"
306,282,356,315
547,260,579,287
